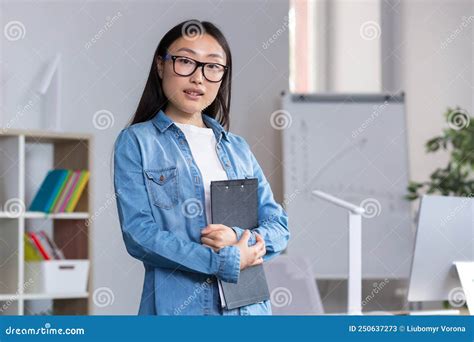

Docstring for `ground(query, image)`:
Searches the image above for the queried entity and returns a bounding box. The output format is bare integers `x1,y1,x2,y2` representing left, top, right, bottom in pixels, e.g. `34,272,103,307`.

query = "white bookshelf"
0,212,90,219
0,129,93,315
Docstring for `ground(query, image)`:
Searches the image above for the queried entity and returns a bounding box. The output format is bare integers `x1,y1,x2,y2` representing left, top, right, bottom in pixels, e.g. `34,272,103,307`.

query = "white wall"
399,0,473,188
0,0,289,314
325,0,382,92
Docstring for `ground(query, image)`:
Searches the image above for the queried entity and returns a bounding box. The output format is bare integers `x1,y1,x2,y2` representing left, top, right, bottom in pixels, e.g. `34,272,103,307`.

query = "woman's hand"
201,225,266,269
201,224,238,251
235,230,266,270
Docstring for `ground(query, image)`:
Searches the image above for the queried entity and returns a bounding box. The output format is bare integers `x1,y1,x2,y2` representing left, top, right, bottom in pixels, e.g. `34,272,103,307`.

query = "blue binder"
29,169,69,212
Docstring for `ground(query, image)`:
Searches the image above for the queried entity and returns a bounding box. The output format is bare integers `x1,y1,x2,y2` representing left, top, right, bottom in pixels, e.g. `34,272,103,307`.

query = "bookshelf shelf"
0,294,20,301
23,292,89,300
0,129,93,315
0,292,89,301
25,212,90,220
0,212,17,219
0,212,90,219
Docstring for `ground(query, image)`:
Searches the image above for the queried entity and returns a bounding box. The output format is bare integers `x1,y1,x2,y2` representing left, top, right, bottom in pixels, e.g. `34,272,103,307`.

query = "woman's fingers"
201,224,220,235
259,243,266,257
201,237,219,248
240,230,251,244
256,245,266,259
253,235,265,250
235,231,266,270
201,224,227,235
255,233,266,249
248,234,266,262
201,233,218,241
250,257,264,266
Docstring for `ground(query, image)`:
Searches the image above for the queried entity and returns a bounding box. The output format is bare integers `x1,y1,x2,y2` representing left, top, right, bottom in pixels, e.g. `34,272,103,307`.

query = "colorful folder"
29,169,69,212
66,171,90,212
28,169,90,213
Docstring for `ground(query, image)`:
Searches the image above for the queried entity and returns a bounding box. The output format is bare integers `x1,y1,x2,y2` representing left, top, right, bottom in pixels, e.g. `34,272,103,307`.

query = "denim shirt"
113,109,290,315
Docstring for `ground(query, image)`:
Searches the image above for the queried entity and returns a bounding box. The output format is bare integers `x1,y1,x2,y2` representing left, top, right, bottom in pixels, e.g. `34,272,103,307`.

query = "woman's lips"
183,90,203,101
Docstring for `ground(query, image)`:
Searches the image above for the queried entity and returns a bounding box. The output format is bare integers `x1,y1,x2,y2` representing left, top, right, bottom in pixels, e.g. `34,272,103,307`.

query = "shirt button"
159,175,165,181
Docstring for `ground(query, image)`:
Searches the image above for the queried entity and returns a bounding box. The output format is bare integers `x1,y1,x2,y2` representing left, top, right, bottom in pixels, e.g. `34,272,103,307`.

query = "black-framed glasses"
163,53,228,83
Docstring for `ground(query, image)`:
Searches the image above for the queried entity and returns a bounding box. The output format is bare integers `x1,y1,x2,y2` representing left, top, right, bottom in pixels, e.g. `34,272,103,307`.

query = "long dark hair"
128,20,232,130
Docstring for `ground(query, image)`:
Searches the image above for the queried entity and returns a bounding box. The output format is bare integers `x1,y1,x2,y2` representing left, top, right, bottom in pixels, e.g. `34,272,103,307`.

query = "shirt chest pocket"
144,167,179,209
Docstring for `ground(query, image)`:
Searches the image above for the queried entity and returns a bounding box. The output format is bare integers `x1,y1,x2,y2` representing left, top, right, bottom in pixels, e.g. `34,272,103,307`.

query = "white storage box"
25,260,90,294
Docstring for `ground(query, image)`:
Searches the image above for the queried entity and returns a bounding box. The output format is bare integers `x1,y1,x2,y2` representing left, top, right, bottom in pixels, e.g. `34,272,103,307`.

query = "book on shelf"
39,231,65,260
51,170,76,213
24,234,43,261
24,231,65,261
65,171,90,213
29,169,90,213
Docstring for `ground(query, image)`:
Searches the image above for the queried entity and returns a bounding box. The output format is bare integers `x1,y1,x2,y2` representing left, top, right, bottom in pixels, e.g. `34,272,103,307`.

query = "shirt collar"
152,109,229,142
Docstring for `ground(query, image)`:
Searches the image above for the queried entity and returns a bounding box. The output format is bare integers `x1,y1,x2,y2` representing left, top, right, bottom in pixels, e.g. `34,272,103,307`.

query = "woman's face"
157,34,227,116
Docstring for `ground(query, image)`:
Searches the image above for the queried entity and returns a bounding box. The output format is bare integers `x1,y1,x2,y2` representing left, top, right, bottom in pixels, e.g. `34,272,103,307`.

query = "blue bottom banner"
0,315,472,342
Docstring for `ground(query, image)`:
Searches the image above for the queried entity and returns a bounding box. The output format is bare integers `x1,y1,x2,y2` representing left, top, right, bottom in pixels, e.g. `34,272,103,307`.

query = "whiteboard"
281,93,414,279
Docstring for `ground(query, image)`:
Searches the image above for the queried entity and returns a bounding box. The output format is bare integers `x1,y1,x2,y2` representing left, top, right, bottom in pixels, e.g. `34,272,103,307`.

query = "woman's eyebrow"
175,47,224,59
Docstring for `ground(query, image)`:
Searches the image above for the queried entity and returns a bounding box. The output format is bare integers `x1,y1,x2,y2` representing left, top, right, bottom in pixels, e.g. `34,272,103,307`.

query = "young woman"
113,20,290,315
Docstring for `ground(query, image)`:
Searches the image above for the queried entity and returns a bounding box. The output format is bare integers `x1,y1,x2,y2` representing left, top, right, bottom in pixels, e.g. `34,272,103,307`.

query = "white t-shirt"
174,121,228,224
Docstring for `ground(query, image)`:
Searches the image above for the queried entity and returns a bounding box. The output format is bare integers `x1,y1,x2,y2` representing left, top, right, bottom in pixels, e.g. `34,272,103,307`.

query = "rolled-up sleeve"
114,128,240,283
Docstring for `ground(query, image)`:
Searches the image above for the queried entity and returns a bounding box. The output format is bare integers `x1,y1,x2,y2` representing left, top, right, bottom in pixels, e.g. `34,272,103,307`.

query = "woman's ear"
156,56,164,79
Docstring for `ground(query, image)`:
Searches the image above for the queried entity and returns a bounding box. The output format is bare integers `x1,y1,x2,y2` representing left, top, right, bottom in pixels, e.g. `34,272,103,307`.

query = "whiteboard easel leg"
348,212,362,315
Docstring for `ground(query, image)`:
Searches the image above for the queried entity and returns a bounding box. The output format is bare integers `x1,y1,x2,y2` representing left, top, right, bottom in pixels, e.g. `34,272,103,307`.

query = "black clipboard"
210,178,270,310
